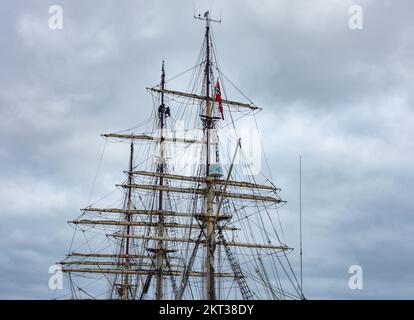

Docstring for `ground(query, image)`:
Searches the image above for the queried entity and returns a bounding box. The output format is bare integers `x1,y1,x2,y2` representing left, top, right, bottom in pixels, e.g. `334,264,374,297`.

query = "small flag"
215,80,224,120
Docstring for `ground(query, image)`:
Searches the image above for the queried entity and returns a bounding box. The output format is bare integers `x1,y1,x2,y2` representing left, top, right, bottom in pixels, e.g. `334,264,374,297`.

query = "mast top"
194,10,222,24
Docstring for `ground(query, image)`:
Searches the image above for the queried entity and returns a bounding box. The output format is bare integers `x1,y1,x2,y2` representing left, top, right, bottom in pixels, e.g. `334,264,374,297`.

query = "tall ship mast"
59,12,304,300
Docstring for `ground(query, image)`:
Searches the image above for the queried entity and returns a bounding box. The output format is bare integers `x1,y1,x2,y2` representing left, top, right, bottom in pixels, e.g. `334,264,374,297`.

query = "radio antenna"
194,9,222,23
299,155,304,298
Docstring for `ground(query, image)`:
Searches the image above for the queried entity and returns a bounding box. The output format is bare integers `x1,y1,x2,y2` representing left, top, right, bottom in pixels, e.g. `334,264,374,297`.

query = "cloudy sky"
1,0,414,299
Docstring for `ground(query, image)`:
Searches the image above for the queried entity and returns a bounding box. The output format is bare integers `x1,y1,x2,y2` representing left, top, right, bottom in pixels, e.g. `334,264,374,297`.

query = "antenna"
299,155,304,298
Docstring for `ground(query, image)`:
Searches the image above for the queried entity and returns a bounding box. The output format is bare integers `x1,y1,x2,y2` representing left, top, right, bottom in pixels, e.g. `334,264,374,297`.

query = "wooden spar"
67,252,176,259
61,267,237,277
101,133,207,144
80,207,232,220
118,184,202,194
111,233,291,250
128,170,280,191
69,219,239,231
130,170,205,182
147,87,261,111
60,261,181,267
117,184,284,203
82,207,175,215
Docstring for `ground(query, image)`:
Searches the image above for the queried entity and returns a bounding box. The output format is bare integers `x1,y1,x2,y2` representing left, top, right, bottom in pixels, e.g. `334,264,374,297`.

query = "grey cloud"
0,0,413,299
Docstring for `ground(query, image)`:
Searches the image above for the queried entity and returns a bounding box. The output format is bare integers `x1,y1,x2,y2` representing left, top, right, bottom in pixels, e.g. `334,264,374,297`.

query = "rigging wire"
87,140,108,205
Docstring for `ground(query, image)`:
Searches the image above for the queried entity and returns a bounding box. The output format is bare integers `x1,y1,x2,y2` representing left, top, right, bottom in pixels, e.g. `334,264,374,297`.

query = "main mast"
203,12,215,300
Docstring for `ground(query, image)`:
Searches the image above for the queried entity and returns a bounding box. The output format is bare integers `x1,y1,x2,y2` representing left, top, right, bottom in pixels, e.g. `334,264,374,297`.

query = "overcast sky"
1,0,414,299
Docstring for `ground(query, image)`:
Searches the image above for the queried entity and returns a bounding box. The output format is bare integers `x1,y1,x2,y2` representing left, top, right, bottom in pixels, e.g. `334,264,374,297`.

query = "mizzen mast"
121,141,134,299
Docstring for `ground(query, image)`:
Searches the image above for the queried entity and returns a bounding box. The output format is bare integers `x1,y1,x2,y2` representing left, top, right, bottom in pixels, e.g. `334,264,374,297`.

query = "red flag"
215,80,224,120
